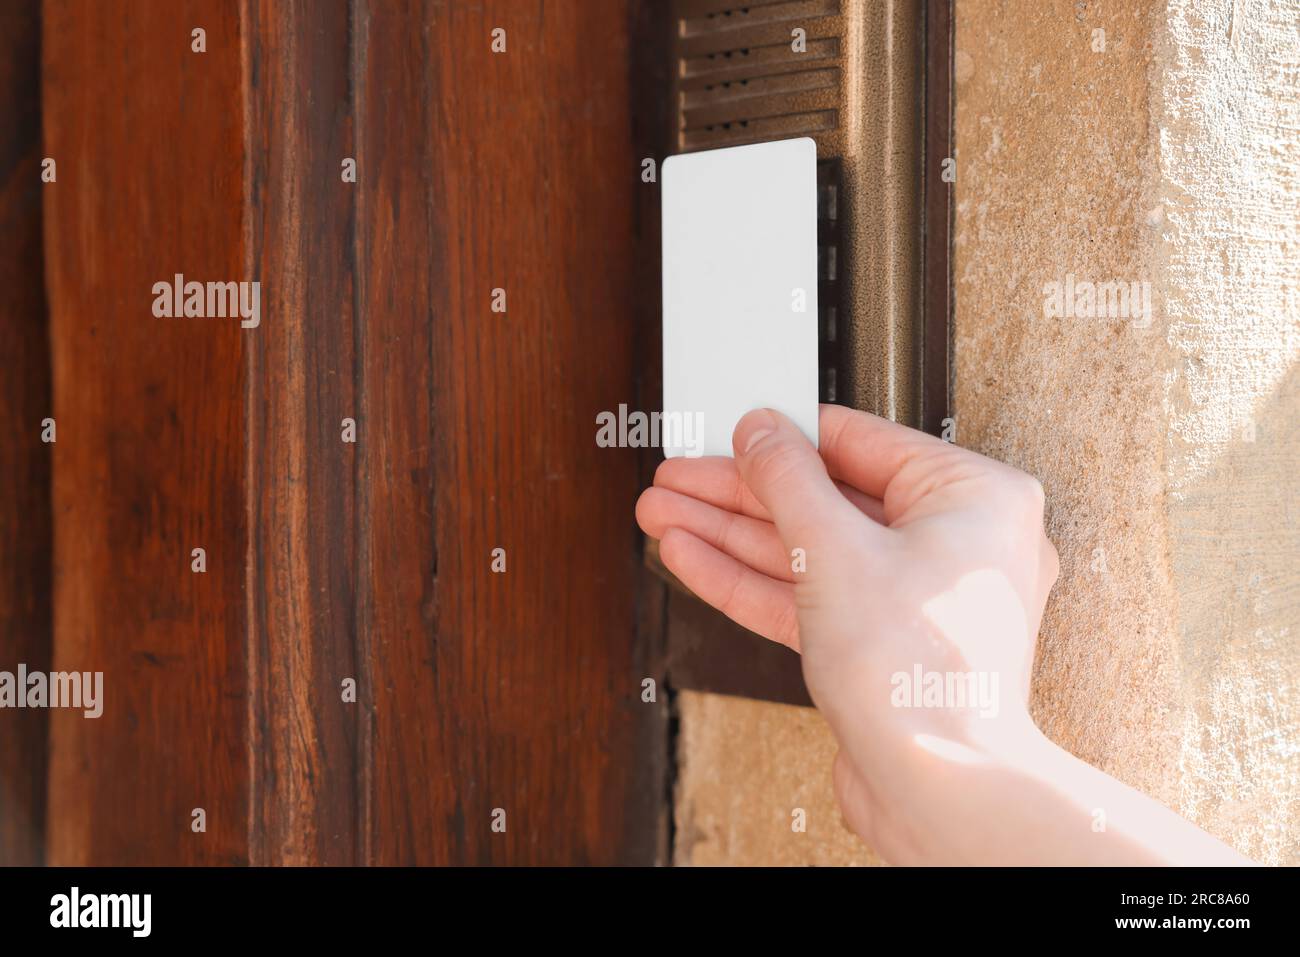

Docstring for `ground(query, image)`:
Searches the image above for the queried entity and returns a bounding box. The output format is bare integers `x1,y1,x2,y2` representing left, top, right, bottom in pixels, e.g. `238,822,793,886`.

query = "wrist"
884,709,1064,865
888,716,1251,866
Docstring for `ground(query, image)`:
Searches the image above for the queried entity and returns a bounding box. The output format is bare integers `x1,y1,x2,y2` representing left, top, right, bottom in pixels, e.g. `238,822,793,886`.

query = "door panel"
30,0,664,866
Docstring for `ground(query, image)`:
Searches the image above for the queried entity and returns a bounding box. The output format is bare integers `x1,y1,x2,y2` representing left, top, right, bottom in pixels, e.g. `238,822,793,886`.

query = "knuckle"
716,563,747,620
715,509,740,554
1003,469,1046,517
1041,534,1061,582
750,439,807,490
1021,473,1047,509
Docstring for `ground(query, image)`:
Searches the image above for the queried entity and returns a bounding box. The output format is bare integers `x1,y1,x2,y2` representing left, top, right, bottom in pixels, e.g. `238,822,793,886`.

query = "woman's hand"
636,405,1252,865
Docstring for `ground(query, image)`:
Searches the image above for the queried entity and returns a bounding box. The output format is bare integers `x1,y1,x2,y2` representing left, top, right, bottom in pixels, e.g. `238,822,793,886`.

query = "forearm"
895,724,1255,866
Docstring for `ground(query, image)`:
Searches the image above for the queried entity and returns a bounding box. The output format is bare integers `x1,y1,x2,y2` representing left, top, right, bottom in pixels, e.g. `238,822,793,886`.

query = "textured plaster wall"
1155,0,1299,861
673,0,1298,866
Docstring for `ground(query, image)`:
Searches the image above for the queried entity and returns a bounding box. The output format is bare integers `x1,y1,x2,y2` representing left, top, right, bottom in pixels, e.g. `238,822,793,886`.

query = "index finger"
654,454,887,524
816,403,954,500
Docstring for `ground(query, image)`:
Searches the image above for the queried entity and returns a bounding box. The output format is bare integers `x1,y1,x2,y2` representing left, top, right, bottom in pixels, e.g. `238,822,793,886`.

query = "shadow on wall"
1168,352,1300,863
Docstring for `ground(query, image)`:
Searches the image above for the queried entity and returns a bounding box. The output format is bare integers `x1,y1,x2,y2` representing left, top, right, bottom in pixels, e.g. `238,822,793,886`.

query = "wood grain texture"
0,0,51,867
242,0,359,867
37,0,661,865
355,0,663,864
43,0,250,865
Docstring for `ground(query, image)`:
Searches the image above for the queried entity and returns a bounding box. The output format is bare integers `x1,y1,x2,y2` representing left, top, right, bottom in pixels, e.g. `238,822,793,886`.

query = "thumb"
732,409,853,553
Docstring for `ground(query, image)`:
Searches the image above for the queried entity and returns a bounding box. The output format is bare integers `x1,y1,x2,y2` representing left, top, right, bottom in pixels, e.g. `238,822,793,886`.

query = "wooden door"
1,0,666,866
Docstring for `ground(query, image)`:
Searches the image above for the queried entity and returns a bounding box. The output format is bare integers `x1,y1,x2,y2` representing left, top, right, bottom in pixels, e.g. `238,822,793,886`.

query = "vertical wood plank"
42,0,250,865
356,0,664,864
37,0,662,865
0,0,51,867
242,0,359,867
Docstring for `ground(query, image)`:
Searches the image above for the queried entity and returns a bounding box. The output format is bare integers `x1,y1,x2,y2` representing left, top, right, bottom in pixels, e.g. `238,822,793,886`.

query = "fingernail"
736,409,780,455
743,427,773,453
738,408,774,457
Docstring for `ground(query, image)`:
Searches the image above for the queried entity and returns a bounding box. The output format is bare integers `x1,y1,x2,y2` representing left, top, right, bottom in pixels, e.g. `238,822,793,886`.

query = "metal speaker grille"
671,0,924,425
676,0,843,151
674,1,848,403
657,0,944,710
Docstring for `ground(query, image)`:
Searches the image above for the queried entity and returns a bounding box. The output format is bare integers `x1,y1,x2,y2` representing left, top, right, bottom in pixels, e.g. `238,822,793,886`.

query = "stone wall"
673,0,1299,866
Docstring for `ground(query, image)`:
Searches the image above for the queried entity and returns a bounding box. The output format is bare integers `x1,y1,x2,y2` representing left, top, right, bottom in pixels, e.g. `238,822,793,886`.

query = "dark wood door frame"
0,0,52,868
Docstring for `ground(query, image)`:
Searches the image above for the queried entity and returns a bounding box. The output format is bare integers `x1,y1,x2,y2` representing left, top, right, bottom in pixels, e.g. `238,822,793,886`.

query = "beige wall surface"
673,0,1299,866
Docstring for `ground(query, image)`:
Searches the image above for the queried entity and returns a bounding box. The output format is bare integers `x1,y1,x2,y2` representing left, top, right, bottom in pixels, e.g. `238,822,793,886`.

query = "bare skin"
636,405,1254,866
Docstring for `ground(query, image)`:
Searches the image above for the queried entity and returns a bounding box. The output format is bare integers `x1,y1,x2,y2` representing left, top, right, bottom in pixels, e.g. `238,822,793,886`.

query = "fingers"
658,527,801,651
654,455,887,524
816,403,948,500
732,409,862,551
637,486,796,582
658,405,978,531
835,482,888,524
816,404,1027,526
653,456,772,520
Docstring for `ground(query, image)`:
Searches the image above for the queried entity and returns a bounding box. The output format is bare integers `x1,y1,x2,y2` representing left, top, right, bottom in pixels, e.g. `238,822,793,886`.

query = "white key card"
661,137,819,458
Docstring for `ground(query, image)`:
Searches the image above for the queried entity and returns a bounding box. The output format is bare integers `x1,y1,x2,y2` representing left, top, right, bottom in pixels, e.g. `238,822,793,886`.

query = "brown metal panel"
922,0,954,436
658,0,951,705
670,0,927,425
